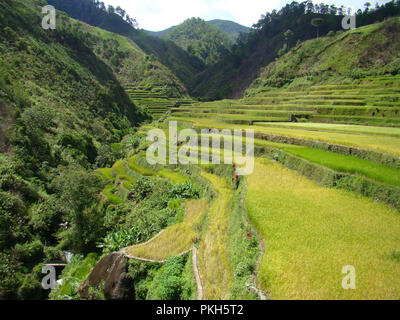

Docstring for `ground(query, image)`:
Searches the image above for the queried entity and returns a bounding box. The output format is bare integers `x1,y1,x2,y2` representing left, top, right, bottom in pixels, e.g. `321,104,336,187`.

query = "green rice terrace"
85,82,400,299
52,17,400,301
88,71,400,299
125,85,194,118
3,0,400,302
171,76,400,127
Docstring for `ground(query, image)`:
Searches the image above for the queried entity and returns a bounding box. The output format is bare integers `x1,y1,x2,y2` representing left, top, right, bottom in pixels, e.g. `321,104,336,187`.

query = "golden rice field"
126,199,208,261
169,116,400,157
260,122,400,137
197,171,235,300
246,158,400,300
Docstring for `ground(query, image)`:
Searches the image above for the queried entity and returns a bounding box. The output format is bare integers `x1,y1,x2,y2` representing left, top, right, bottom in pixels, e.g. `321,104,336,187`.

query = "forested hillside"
246,17,400,96
0,0,151,299
207,19,250,40
192,0,400,100
47,0,205,90
161,18,233,66
146,19,250,41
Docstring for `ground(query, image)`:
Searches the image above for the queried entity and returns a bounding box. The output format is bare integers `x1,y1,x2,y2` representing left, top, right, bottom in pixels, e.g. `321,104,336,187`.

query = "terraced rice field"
197,172,235,300
258,122,400,137
97,154,189,204
161,77,400,299
169,116,400,157
101,76,400,300
172,79,400,126
126,199,208,261
124,85,194,118
282,146,400,186
246,159,400,299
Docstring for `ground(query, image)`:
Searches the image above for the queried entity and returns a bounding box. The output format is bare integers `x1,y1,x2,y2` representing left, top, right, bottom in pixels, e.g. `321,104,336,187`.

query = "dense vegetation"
2,0,400,301
0,0,152,298
47,0,206,91
247,18,400,94
161,18,233,66
146,19,250,41
207,19,250,40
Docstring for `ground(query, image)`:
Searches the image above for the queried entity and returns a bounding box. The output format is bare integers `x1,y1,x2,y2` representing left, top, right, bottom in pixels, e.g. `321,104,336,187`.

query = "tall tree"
115,5,126,19
107,5,114,14
306,0,314,13
284,29,294,51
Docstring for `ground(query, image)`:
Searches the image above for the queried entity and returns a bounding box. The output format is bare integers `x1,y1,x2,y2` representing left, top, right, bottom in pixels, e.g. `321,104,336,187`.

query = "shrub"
146,255,186,300
169,182,200,199
13,240,44,267
129,177,153,201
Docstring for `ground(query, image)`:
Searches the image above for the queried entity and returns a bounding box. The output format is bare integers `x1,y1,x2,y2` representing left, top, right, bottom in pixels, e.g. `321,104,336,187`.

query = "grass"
157,168,189,184
102,185,123,205
246,158,400,299
197,171,234,300
127,155,156,176
283,145,400,186
95,168,115,182
126,199,208,261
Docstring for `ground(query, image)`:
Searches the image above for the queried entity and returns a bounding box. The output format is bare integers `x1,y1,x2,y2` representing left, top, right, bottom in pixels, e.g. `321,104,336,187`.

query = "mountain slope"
47,0,205,90
161,18,233,65
0,0,152,298
192,1,400,100
246,17,400,96
207,19,250,39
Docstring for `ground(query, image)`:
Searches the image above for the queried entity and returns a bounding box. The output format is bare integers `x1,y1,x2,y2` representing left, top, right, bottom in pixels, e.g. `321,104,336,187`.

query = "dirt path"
192,247,203,300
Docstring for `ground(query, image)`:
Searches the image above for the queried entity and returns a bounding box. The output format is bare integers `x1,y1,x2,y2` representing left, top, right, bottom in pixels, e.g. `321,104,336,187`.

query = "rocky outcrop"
78,253,135,300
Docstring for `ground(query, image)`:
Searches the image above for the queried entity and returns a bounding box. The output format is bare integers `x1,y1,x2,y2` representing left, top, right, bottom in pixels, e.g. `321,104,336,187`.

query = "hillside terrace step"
172,109,313,117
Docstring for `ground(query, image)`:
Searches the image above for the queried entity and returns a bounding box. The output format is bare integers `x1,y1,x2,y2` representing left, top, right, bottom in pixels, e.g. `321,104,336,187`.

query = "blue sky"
102,0,393,31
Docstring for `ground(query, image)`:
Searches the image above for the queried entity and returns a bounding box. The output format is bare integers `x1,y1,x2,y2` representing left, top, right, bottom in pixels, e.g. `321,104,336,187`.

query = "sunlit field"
169,116,400,157
126,199,208,261
246,158,400,299
197,172,234,299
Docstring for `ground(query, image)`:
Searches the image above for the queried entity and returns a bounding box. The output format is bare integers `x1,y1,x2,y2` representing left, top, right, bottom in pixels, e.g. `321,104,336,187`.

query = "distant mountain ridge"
144,19,250,39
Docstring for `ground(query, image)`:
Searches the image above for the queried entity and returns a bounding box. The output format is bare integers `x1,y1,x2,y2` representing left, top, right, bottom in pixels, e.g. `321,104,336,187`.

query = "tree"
107,5,115,14
306,0,314,13
115,5,126,19
311,17,324,38
284,29,294,51
364,2,372,13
